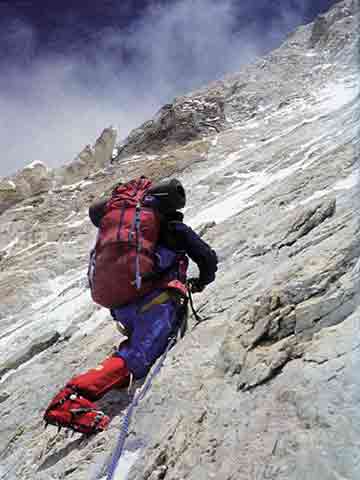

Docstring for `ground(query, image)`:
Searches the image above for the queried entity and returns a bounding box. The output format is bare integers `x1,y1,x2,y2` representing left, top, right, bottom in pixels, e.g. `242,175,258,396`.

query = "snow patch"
112,147,119,159
0,280,91,366
211,135,218,147
11,241,58,258
10,241,43,257
318,79,359,113
287,170,359,210
60,179,93,192
66,217,88,229
0,237,19,254
99,449,140,480
63,211,77,223
31,269,86,311
113,450,140,480
23,160,47,170
0,180,16,191
189,171,266,227
334,170,359,191
63,239,79,245
196,150,248,184
235,120,259,130
189,133,353,227
187,76,359,228
0,350,48,384
72,308,110,339
287,189,330,210
304,51,318,57
9,205,35,213
121,155,147,166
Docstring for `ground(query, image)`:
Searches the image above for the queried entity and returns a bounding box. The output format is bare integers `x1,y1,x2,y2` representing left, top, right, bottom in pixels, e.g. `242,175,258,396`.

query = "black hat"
148,178,186,212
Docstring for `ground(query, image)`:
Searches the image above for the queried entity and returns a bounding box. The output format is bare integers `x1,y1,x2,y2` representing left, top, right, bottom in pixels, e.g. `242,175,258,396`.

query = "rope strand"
106,335,177,480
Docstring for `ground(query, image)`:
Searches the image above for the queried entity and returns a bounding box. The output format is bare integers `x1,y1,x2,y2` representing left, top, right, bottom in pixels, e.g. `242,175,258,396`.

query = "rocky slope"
0,1,359,479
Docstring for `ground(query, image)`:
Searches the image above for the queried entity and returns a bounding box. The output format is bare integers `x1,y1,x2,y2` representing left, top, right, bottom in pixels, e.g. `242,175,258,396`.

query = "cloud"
0,0,307,178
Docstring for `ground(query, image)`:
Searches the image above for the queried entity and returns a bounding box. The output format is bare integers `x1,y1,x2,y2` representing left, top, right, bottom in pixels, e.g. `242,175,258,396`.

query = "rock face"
0,179,18,213
0,128,116,215
0,1,359,479
0,162,52,215
309,0,355,50
115,94,226,159
56,127,117,186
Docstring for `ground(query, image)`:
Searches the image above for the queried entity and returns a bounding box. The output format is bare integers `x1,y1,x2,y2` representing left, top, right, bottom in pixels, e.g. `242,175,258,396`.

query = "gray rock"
55,127,117,186
0,162,52,215
0,331,61,380
116,95,226,159
0,1,359,479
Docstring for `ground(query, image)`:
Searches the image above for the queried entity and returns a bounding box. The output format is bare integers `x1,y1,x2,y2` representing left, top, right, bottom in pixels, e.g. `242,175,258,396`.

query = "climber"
43,176,217,435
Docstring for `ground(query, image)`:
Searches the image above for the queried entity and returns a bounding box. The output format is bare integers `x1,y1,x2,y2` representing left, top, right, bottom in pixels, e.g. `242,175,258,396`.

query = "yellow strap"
139,291,173,313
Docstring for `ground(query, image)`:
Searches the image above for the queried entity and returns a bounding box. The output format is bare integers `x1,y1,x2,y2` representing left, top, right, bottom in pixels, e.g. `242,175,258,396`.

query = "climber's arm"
169,221,218,288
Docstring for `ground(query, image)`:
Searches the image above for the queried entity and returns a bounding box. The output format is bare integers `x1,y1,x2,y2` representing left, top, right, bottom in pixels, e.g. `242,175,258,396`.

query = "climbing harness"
106,335,177,480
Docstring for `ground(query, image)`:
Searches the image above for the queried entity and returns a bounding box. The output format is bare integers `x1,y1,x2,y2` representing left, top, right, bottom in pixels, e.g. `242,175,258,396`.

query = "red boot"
67,355,130,400
44,356,130,434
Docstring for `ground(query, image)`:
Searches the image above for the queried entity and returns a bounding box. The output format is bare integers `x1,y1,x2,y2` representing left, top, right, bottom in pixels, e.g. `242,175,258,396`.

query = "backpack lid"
147,178,186,213
107,177,153,211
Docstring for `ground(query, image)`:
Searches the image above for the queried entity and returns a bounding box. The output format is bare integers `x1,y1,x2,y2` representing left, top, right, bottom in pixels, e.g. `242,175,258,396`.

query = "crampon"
43,387,109,435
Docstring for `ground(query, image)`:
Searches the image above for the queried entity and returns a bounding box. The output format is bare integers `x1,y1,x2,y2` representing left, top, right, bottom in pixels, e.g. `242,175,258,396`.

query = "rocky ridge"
0,1,359,479
0,127,117,216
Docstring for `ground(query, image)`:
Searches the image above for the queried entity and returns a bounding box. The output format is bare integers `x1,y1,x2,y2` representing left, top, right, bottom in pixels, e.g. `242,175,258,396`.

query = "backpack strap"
134,201,142,290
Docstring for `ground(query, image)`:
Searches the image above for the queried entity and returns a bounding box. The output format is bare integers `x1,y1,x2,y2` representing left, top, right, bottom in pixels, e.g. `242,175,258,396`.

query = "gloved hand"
187,277,205,293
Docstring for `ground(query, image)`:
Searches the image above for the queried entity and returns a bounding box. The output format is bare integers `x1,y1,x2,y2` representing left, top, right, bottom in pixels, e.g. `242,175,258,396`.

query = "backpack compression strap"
134,201,142,290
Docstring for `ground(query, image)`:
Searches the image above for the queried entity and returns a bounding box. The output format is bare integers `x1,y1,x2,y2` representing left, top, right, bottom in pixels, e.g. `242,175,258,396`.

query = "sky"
0,0,337,177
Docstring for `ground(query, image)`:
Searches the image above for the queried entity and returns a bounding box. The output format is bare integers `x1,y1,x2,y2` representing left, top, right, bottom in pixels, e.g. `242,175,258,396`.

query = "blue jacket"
162,219,217,286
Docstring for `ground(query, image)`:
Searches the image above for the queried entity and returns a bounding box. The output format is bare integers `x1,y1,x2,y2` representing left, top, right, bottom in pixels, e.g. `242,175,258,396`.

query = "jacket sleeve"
169,221,218,286
89,199,108,227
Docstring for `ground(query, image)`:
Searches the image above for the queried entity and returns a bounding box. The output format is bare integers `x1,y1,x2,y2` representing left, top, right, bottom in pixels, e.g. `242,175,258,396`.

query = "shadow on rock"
37,436,88,472
98,379,146,419
37,382,145,472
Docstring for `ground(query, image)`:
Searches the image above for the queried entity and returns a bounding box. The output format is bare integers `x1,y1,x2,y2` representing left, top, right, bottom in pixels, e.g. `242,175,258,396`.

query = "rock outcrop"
309,0,355,50
56,127,117,186
115,94,226,160
0,179,19,214
0,128,117,216
0,1,358,479
0,162,52,215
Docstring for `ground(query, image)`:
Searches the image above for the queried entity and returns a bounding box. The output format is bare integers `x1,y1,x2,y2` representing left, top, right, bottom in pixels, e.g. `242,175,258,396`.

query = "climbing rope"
106,335,177,480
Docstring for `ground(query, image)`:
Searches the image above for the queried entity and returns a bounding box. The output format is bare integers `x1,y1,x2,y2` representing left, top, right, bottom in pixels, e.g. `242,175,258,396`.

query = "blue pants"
111,289,183,379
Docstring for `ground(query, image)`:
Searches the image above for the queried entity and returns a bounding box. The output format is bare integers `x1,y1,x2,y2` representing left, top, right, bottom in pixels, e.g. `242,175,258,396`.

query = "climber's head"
148,178,186,213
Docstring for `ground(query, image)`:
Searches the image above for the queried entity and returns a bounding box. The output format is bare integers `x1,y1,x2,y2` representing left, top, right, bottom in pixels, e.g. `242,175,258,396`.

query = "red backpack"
88,177,161,308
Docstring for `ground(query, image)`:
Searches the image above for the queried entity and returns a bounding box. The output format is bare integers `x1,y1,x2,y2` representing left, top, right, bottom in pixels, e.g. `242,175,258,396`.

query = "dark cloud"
0,0,336,177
